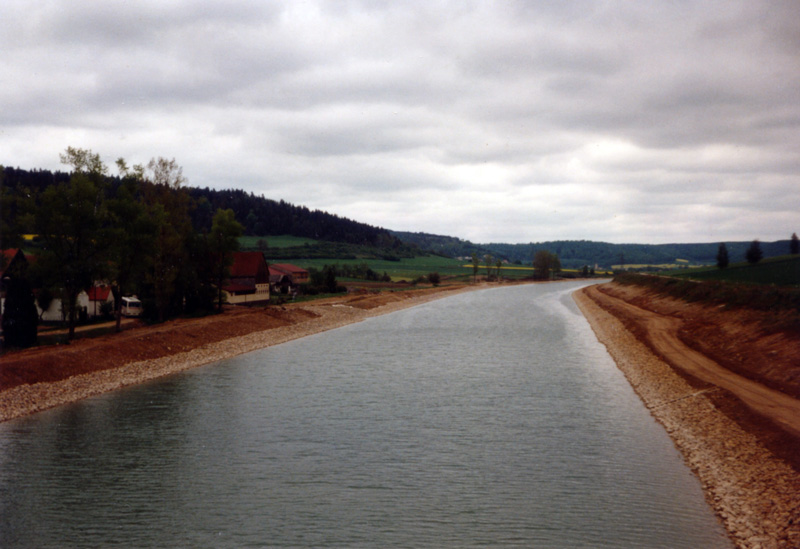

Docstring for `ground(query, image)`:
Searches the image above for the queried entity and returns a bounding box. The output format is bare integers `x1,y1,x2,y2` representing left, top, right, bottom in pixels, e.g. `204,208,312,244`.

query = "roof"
270,263,308,275
1,249,27,279
230,252,267,278
87,286,112,301
2,249,20,264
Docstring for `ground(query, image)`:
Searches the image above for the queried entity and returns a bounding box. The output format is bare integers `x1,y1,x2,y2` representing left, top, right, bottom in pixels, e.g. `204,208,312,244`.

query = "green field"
289,257,473,281
664,255,800,286
267,256,541,282
239,235,320,249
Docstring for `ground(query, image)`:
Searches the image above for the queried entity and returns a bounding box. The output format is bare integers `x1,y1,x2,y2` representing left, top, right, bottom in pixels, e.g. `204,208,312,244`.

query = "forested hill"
1,166,404,249
392,231,794,269
186,186,400,247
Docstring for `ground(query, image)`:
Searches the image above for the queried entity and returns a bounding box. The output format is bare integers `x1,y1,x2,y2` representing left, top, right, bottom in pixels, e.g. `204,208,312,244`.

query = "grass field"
664,255,800,286
268,256,543,282
239,235,320,249
290,257,475,281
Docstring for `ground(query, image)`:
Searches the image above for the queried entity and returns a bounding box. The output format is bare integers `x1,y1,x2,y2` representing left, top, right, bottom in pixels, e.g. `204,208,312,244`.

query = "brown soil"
597,282,800,398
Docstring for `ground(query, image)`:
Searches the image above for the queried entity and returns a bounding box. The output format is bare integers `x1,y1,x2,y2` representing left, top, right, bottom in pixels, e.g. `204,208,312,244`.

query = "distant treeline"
2,166,407,250
392,231,795,269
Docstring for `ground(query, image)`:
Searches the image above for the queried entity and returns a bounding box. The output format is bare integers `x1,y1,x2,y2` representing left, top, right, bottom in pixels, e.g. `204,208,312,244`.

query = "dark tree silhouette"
745,240,763,264
2,276,38,348
791,233,799,255
716,243,729,269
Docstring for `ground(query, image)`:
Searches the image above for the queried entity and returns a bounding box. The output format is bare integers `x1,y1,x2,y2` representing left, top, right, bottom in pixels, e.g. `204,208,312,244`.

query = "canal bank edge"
0,284,485,423
573,286,800,549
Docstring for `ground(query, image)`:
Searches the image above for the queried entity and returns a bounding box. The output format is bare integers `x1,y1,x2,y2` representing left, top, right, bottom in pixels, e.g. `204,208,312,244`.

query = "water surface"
0,281,731,547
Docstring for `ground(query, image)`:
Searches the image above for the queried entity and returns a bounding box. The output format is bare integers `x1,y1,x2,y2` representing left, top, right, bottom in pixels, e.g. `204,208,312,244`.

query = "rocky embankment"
575,283,800,549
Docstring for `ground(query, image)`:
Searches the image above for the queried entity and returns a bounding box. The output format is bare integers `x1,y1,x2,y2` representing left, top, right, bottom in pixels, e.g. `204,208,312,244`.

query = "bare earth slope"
575,282,800,549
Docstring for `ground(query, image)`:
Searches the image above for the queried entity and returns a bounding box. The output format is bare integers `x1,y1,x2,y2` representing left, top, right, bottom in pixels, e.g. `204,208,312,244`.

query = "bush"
100,300,114,320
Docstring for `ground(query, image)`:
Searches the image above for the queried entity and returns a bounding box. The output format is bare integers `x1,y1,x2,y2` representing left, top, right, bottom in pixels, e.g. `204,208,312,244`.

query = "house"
268,267,293,295
86,285,114,318
268,263,309,295
270,263,309,284
223,252,270,304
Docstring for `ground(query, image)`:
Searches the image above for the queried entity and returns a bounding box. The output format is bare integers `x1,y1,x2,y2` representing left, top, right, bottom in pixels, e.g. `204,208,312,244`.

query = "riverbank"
0,284,482,422
574,283,800,549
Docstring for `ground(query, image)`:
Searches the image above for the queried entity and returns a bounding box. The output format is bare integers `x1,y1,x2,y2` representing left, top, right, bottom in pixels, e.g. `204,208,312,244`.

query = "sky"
2,1,799,244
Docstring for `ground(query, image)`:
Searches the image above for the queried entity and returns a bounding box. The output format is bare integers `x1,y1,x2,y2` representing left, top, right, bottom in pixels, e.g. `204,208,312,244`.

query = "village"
1,247,308,329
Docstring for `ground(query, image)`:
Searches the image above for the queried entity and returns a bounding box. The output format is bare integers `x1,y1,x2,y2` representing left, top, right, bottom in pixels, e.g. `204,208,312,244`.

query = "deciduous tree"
209,208,244,311
533,250,561,280
35,148,109,340
105,170,157,331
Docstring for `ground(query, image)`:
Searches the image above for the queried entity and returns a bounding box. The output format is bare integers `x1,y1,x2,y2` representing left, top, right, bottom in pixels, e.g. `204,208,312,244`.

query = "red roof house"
223,252,270,304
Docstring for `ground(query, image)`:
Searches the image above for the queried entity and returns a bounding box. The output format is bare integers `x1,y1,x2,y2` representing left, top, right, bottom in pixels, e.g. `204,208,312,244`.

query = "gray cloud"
1,0,798,244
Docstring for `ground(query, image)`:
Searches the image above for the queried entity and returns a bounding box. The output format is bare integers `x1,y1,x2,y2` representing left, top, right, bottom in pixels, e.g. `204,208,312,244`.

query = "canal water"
0,281,731,547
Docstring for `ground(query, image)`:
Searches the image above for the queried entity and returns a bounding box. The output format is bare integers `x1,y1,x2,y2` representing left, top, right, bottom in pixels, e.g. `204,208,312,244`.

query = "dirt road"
584,284,800,439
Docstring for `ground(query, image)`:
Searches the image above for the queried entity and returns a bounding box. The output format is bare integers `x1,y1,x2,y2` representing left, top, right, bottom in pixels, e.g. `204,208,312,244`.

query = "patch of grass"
615,272,800,312
296,257,473,281
239,235,320,249
663,255,800,286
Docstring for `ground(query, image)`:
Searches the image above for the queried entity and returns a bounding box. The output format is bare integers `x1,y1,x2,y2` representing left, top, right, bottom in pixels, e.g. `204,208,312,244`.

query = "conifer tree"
716,243,729,269
745,239,763,264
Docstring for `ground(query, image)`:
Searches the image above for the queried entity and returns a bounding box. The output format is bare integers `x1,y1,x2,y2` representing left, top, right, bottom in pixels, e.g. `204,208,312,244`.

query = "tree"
1,275,38,348
745,239,763,264
35,148,109,340
484,254,495,280
146,157,186,188
533,250,560,280
791,233,799,255
716,243,729,269
471,252,479,283
104,172,157,331
323,264,338,293
1,252,37,348
141,162,193,321
209,208,244,311
427,272,441,286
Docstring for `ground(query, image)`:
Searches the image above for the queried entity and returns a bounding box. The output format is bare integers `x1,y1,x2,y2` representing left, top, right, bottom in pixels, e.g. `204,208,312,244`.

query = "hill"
391,231,795,270
1,166,412,255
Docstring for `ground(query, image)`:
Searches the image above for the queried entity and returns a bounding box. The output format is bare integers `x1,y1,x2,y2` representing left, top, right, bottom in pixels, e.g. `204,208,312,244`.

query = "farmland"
286,257,539,282
664,255,800,286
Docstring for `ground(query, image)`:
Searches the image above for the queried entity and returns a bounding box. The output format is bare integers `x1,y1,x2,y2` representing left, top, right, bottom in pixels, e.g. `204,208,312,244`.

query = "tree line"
1,148,244,345
716,234,799,269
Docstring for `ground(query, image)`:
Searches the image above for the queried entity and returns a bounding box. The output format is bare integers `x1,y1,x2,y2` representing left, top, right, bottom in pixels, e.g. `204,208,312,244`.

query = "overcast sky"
2,1,798,244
